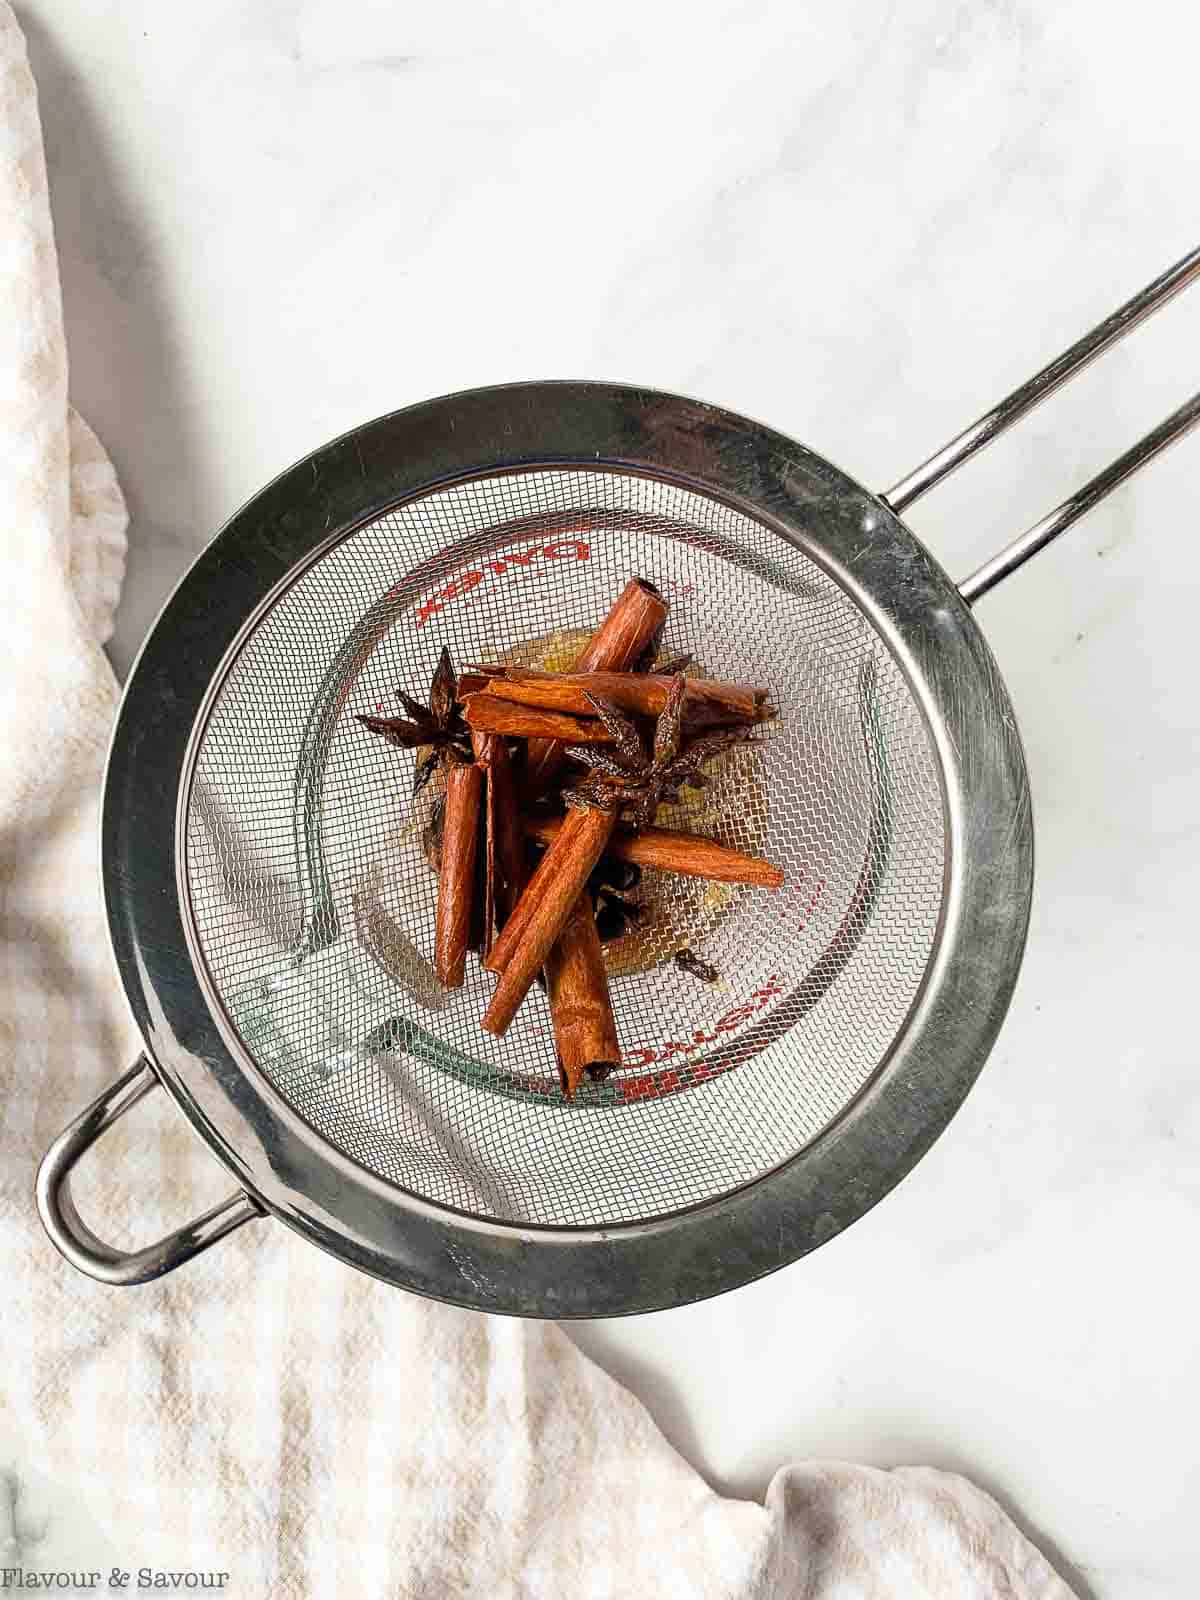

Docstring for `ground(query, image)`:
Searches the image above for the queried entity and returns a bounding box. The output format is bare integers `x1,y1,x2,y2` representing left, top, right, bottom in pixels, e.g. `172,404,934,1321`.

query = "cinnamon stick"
524,578,669,794
480,667,770,725
545,893,620,1097
485,805,588,975
573,577,669,671
434,762,483,988
524,816,785,888
472,732,498,956
466,736,492,955
456,671,493,699
472,730,526,958
463,696,613,745
482,806,617,1036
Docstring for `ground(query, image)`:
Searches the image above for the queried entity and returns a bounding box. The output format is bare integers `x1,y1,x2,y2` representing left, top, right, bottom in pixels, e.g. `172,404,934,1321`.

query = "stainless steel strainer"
39,247,1200,1314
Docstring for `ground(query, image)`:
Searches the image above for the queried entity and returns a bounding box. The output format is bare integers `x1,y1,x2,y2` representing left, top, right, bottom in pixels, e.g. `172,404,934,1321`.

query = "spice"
472,731,526,958
525,816,784,888
653,652,694,677
523,577,669,795
592,857,642,894
434,761,483,988
357,646,471,796
593,887,643,943
674,948,719,984
463,696,614,745
357,577,782,1095
481,804,618,1036
568,677,759,831
545,893,621,1097
455,670,493,699
422,792,446,874
474,666,771,726
486,804,587,975
584,857,643,943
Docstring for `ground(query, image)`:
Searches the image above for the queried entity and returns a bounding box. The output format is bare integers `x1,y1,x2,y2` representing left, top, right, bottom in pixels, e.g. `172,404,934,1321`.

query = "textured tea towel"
0,7,1075,1596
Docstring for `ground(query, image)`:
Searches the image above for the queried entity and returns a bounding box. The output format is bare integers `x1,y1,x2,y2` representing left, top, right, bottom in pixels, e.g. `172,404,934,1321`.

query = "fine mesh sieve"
181,470,946,1228
38,243,1200,1311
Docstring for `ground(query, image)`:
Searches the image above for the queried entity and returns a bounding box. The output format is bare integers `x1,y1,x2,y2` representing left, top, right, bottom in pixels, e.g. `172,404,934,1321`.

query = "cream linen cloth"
0,9,1075,1596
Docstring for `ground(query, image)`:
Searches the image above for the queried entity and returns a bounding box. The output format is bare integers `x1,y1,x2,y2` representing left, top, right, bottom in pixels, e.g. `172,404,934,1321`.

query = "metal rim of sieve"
98,383,1029,1313
37,245,1200,1312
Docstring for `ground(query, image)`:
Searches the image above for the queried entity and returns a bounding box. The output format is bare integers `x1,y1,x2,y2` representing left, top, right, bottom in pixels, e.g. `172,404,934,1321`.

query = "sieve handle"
36,1057,263,1286
956,391,1200,603
880,243,1200,602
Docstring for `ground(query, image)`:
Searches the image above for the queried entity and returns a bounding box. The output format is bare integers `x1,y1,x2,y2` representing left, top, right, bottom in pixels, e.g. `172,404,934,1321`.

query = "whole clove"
674,948,720,984
593,888,643,944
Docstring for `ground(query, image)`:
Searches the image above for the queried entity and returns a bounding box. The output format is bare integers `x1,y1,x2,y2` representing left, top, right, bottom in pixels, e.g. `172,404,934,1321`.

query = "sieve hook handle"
36,1057,263,1286
881,243,1200,604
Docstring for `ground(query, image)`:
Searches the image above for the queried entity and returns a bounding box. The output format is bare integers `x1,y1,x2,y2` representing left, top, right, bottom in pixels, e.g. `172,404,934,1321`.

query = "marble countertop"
27,2,1200,1593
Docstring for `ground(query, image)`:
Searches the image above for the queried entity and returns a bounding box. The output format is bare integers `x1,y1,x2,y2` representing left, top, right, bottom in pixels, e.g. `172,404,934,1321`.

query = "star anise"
564,675,756,831
356,646,472,795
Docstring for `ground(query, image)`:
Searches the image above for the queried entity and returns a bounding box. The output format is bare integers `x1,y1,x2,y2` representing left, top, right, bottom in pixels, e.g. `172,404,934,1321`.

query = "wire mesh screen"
182,468,946,1227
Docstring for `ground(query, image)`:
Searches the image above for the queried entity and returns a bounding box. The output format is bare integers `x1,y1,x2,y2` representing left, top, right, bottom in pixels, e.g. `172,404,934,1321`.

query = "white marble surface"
26,1,1200,1593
